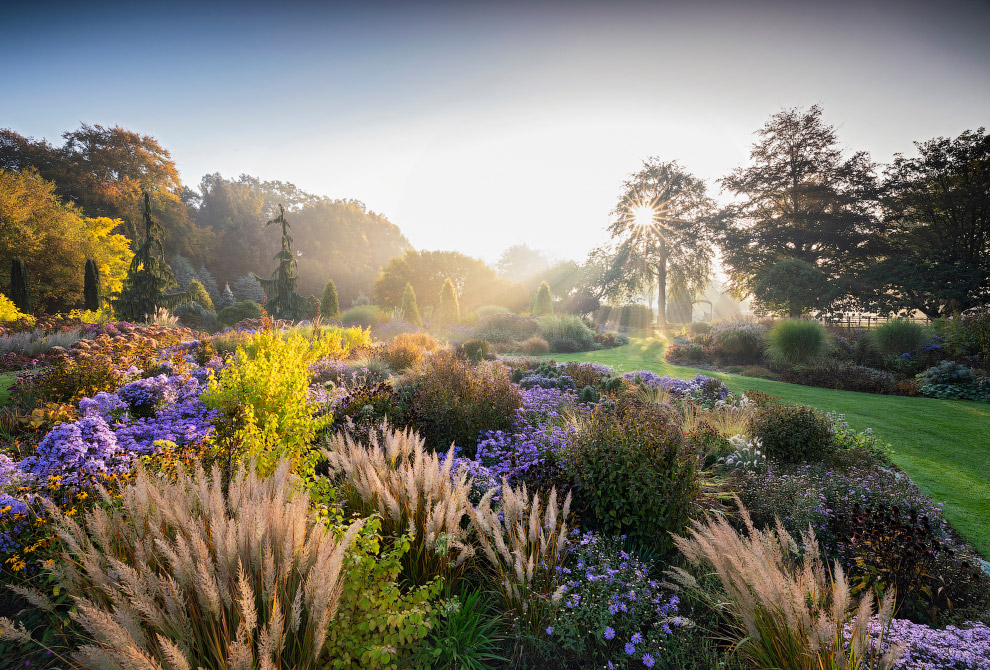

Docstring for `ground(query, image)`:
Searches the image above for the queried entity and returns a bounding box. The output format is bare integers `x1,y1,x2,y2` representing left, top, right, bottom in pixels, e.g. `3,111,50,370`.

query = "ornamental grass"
1,460,363,670
668,501,902,670
324,426,475,586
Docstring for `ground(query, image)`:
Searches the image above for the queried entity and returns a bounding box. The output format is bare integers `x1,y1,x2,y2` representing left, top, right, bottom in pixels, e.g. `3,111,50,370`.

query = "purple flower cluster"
846,618,990,669
19,415,131,486
109,375,217,455
620,371,730,405
117,374,178,417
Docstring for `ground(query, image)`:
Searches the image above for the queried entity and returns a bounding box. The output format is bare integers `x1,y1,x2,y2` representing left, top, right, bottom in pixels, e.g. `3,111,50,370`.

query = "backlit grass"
0,372,13,406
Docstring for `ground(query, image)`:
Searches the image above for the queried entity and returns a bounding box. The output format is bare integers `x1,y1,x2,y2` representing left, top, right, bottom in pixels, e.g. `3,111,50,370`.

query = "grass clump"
871,318,926,355
766,319,829,365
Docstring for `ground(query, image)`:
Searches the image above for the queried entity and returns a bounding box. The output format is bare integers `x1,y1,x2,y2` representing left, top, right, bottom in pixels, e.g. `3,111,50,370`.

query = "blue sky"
2,0,988,264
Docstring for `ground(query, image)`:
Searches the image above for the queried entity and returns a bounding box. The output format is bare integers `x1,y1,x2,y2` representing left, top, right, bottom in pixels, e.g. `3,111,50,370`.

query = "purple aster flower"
604,627,615,640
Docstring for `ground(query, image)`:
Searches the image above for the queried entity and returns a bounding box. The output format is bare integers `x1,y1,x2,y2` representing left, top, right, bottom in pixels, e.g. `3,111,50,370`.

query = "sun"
631,204,655,230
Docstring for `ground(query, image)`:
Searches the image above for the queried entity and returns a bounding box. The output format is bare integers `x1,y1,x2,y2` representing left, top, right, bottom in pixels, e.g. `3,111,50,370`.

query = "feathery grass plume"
668,499,902,670
680,398,756,438
468,481,572,641
324,427,474,585
148,306,179,327
28,460,362,670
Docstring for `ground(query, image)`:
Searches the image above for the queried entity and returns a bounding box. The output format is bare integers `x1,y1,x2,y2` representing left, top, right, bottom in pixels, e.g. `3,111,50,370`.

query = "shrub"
669,503,899,670
5,461,364,670
173,300,218,332
383,331,439,371
564,399,698,553
476,304,510,319
406,351,522,456
766,319,829,364
461,338,491,361
533,281,553,315
469,482,571,640
872,318,926,355
918,361,990,402
0,328,84,357
615,304,652,330
751,402,835,463
321,279,340,319
0,293,32,323
712,322,766,363
689,321,711,335
325,518,441,669
218,300,262,327
538,314,595,351
474,312,540,344
436,277,460,327
518,335,550,355
325,428,474,586
777,361,896,394
341,304,383,328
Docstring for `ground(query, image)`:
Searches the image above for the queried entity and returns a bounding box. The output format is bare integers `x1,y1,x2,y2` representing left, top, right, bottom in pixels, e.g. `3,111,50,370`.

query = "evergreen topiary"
400,282,422,327
436,277,460,327
83,258,101,311
185,279,215,311
321,280,340,319
533,280,553,315
115,193,181,322
257,205,306,320
9,258,30,313
217,283,236,311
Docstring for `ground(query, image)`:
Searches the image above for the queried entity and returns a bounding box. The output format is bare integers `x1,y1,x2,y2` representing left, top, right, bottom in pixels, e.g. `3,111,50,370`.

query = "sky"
2,0,988,266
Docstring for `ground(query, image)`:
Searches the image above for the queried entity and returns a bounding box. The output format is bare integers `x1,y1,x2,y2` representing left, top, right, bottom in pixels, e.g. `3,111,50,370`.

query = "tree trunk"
656,256,668,330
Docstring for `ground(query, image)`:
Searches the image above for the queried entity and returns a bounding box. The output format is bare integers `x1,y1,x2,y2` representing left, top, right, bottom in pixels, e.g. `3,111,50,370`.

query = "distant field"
543,338,990,558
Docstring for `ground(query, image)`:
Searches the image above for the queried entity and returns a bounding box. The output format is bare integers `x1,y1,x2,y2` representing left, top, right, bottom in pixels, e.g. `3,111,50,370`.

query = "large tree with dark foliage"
257,205,306,320
716,105,881,309
610,158,715,328
83,258,101,311
115,193,181,321
9,257,29,313
862,128,990,318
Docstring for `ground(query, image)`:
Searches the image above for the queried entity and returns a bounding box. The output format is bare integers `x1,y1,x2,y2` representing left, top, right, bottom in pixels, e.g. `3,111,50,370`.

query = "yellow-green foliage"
205,330,342,476
0,293,32,323
216,325,370,360
67,307,116,324
325,518,441,669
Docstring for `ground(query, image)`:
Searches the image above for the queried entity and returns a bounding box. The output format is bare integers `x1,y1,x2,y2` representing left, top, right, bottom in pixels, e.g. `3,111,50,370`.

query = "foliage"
538,315,595,352
325,428,474,586
617,303,653,329
217,283,235,311
753,257,829,317
83,258,101,311
564,399,699,553
325,518,441,670
609,158,715,327
217,300,261,327
871,319,926,355
437,277,460,327
473,312,541,344
340,304,383,328
399,281,423,327
712,321,766,363
669,503,900,670
115,193,181,321
548,532,683,669
382,331,439,371
406,351,521,456
518,336,550,354
766,319,830,364
204,331,333,477
0,294,31,323
751,401,836,462
173,300,218,331
461,338,491,361
413,589,509,670
184,278,214,311
469,482,572,642
533,281,553,315
860,618,990,669
257,205,307,320
0,461,364,670
232,273,265,303
917,361,990,401
8,258,29,313
777,361,897,395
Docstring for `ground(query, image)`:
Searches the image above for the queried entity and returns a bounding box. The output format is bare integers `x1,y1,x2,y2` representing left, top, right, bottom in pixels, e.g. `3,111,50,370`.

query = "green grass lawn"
0,372,13,406
543,338,990,558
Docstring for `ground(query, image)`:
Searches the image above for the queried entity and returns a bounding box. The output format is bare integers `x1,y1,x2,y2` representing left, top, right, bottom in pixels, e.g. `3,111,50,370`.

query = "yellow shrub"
0,293,33,323
384,332,441,371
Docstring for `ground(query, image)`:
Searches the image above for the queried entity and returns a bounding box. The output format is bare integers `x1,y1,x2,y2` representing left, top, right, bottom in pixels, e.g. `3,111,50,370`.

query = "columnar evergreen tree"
401,282,423,327
196,265,220,304
256,204,306,320
83,258,101,311
533,281,554,315
232,274,265,303
218,283,236,311
169,255,196,288
436,277,460,327
321,280,340,319
9,257,30,312
115,192,180,321
185,279,215,311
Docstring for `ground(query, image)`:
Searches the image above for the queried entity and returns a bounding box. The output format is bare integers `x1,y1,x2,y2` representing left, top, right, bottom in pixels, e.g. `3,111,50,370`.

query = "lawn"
543,337,990,558
0,372,13,406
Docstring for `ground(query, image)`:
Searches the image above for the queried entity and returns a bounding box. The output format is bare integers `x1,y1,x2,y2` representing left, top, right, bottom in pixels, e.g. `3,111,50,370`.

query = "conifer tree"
533,281,554,315
401,282,423,327
83,258,101,311
437,277,460,327
321,280,340,319
9,258,30,313
115,192,180,321
218,283,236,311
256,204,306,320
186,279,215,311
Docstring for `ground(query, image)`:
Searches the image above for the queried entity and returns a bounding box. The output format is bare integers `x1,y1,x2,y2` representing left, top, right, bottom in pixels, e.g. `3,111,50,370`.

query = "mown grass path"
542,338,990,558
0,372,13,406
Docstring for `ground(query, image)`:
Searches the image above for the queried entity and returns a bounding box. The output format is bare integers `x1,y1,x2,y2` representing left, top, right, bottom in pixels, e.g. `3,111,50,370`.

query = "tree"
115,193,180,321
321,280,340,319
196,265,220,304
9,258,29,312
170,255,197,288
533,281,553,315
401,282,423,327
436,277,460,327
218,283,236,311
717,105,881,307
256,205,306,320
185,279,215,311
862,128,990,318
610,158,715,329
84,258,101,311
497,244,549,280
752,257,829,317
232,274,265,303
0,169,132,311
